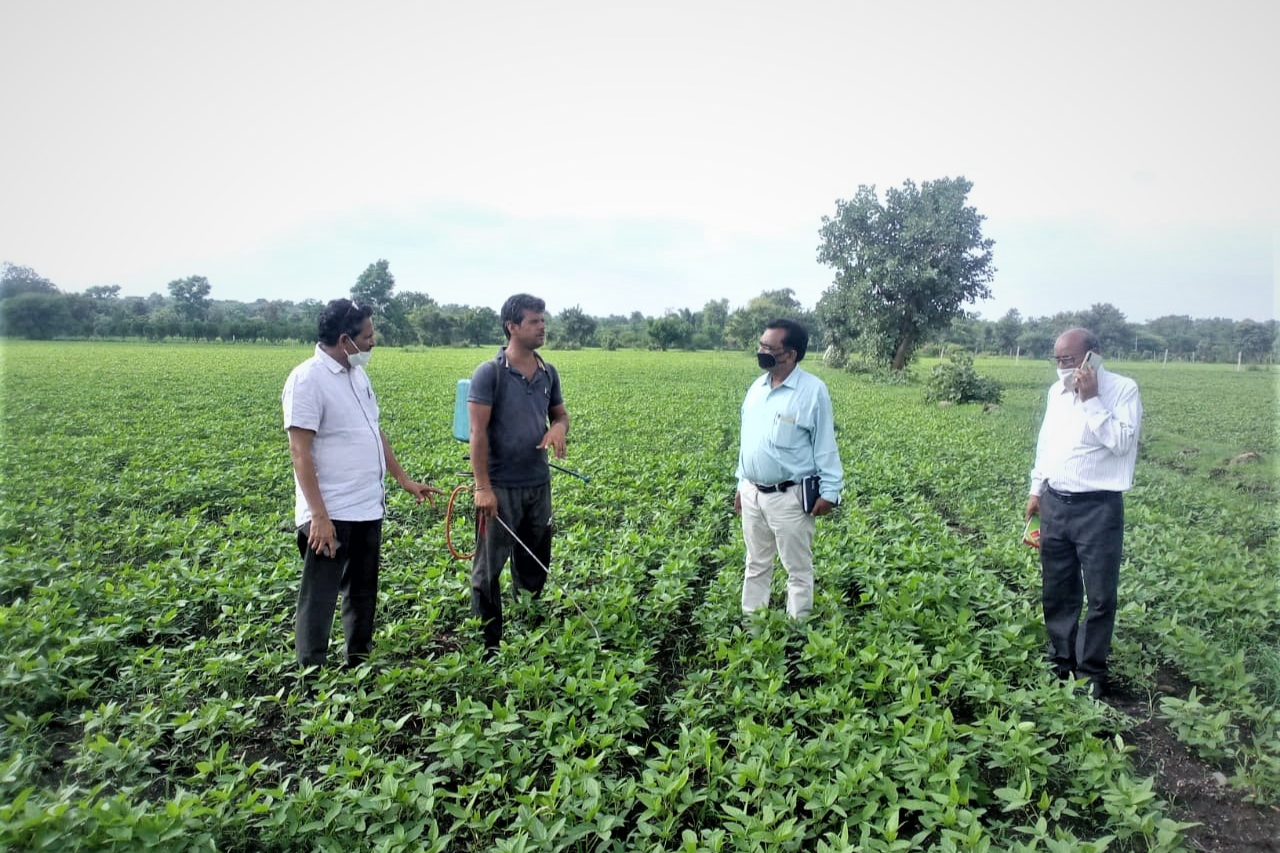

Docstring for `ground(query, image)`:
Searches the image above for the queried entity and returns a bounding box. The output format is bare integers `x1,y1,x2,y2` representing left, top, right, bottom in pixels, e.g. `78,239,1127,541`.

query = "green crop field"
1,342,1276,852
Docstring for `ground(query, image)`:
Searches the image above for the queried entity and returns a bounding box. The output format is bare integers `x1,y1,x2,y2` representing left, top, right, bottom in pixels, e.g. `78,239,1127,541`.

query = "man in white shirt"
282,299,441,668
1025,328,1142,698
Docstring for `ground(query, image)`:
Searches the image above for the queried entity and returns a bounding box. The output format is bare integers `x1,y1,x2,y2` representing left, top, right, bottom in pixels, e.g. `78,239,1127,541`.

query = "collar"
497,345,549,377
316,344,349,374
759,365,803,389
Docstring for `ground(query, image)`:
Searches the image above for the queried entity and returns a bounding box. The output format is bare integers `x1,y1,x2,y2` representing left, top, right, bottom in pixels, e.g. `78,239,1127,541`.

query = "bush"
925,353,1002,404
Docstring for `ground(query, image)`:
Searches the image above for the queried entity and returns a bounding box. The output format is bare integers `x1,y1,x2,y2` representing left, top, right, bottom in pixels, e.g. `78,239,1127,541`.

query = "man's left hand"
1074,365,1099,401
403,480,446,507
537,424,568,459
812,497,836,517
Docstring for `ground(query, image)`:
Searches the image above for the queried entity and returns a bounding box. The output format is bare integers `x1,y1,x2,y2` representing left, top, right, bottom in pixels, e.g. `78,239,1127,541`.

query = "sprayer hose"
445,483,480,560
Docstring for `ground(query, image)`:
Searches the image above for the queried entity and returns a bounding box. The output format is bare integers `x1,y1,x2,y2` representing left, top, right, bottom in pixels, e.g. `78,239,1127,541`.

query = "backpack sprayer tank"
452,373,589,483
452,379,471,443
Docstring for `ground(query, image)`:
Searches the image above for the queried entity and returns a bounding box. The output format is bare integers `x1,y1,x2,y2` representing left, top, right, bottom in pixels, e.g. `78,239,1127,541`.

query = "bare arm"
382,430,443,505
468,401,498,517
288,427,338,557
538,402,570,459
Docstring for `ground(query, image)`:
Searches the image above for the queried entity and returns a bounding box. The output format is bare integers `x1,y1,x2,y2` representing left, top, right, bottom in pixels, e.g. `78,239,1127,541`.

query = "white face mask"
345,339,372,369
1057,367,1075,383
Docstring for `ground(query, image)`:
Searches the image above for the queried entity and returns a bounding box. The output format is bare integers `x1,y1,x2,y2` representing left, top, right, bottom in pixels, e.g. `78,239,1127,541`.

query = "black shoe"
1087,677,1108,700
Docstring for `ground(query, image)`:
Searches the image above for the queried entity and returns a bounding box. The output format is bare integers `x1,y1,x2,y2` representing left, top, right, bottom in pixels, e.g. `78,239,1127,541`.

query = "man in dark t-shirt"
467,293,570,654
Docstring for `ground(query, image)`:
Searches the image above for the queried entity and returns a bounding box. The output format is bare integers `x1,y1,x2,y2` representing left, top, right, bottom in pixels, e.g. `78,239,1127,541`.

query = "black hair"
317,298,374,346
765,318,809,362
500,293,546,340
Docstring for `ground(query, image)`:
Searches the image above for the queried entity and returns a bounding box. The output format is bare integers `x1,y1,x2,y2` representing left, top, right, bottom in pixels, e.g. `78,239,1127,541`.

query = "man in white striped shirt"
1025,328,1143,698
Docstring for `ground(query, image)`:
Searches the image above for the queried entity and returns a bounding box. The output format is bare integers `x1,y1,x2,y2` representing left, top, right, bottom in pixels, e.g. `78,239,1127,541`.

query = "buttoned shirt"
282,345,386,526
1030,366,1142,495
736,366,844,503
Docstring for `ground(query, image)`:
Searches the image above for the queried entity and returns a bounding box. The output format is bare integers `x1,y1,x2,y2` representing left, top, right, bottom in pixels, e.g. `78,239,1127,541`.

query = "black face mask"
757,352,777,370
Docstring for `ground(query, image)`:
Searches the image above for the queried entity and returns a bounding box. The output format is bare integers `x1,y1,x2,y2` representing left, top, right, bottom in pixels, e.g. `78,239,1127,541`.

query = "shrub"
924,353,1002,404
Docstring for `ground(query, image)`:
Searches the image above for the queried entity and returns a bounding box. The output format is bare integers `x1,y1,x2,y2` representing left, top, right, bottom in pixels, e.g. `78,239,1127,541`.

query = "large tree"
647,314,692,351
724,289,807,349
167,275,212,321
817,177,995,370
352,260,396,312
1236,319,1276,362
556,305,597,348
994,308,1022,354
0,263,59,299
84,284,121,300
1080,303,1133,355
1,292,71,339
699,298,730,348
455,306,501,346
1146,315,1198,356
409,301,453,346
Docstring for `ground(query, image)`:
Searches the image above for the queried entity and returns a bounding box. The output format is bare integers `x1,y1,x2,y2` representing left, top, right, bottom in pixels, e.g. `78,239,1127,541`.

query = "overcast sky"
2,0,1276,322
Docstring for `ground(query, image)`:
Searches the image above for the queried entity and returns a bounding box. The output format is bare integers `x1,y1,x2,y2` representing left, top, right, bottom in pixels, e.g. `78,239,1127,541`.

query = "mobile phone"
1022,514,1041,549
1063,351,1102,392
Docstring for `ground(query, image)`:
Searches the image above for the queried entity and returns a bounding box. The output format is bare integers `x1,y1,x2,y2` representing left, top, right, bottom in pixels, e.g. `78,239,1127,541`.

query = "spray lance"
444,377,601,643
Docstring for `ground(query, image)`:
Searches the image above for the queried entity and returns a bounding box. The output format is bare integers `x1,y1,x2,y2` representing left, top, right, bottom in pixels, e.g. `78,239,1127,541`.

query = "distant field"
1,342,1276,852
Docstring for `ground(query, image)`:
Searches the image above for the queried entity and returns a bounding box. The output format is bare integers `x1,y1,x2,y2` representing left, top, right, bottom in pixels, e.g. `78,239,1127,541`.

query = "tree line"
1,259,1274,364
3,175,1275,364
1,259,1272,364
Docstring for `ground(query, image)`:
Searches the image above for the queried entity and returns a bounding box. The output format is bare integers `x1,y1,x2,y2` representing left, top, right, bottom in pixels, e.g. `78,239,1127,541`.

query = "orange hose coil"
445,482,481,560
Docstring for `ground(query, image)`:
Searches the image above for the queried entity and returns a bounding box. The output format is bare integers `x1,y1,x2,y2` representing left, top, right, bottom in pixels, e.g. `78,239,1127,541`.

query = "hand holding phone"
1074,351,1102,400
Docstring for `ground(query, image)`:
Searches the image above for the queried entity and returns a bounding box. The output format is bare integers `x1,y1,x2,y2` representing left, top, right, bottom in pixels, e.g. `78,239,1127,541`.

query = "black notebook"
800,475,821,514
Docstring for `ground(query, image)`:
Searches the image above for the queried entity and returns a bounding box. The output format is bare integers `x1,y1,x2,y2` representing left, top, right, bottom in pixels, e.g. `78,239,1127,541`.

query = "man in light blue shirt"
735,319,844,620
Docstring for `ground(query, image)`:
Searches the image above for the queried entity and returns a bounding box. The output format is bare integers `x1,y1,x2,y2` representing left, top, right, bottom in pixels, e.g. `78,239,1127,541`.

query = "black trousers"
470,484,552,650
295,519,383,666
1039,489,1124,680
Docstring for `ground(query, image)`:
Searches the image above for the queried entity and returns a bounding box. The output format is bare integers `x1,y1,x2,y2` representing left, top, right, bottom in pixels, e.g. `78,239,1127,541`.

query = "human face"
508,311,547,349
757,328,794,370
1051,336,1086,369
343,318,376,353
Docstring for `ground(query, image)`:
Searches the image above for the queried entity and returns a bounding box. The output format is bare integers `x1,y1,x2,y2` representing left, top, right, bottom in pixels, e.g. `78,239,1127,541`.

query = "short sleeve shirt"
282,345,386,526
468,348,563,488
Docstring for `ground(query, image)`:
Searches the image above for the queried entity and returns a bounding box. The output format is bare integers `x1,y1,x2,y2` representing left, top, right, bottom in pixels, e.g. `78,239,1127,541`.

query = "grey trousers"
295,519,382,666
1039,489,1123,680
471,483,552,650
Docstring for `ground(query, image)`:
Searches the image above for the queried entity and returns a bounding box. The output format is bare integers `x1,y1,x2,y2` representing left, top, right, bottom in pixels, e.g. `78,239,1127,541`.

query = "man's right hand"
475,487,499,518
307,516,339,558
733,490,742,515
1024,494,1040,522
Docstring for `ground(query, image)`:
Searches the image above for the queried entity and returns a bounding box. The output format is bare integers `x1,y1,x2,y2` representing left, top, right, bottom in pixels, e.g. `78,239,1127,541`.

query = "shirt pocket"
769,413,806,449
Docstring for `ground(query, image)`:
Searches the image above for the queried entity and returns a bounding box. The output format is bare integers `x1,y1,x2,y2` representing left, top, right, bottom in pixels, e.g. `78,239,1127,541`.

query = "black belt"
1045,484,1120,504
753,480,796,494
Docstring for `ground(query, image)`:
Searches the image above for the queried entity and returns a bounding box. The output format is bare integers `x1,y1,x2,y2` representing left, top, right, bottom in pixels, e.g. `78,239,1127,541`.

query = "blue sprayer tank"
452,379,471,442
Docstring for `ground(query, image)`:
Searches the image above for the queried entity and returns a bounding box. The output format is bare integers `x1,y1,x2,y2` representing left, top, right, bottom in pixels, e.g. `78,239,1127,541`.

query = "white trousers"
740,482,817,619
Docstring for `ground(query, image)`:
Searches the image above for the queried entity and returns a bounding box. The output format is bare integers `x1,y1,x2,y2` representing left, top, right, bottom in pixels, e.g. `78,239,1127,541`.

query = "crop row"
1,342,1275,851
